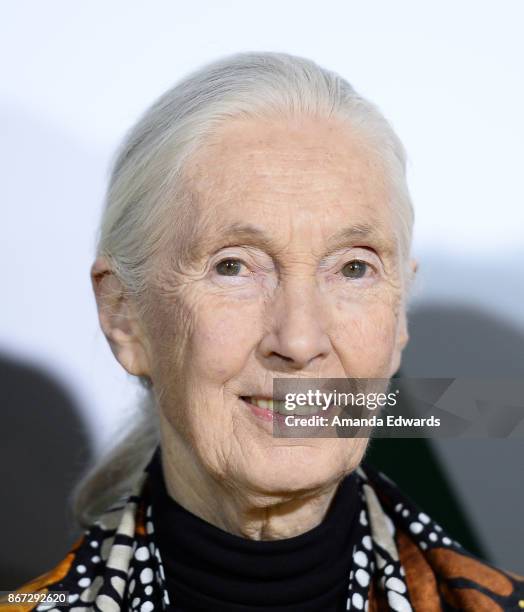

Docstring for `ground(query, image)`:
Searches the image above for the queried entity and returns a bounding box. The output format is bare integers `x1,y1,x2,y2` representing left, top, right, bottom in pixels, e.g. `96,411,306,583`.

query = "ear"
91,256,151,378
390,258,418,376
397,309,409,352
409,257,419,280
397,258,418,351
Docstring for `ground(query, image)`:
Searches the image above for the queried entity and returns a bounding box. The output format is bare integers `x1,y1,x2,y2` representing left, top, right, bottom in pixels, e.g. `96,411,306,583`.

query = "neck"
158,423,342,541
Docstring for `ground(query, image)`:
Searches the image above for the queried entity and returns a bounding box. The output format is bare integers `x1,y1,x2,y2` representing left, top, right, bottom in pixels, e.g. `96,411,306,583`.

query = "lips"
240,396,286,423
240,396,328,416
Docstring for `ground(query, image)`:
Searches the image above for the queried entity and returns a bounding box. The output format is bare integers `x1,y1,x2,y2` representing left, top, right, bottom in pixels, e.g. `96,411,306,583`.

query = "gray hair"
74,51,415,527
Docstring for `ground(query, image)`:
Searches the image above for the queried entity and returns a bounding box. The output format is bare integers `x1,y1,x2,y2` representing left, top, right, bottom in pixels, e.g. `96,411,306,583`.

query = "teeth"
248,397,284,412
246,397,323,416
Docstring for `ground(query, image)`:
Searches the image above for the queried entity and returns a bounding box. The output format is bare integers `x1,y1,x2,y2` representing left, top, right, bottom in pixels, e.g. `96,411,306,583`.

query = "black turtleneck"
146,450,363,612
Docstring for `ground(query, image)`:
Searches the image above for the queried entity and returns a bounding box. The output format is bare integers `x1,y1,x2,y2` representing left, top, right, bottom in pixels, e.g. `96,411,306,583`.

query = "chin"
234,441,355,497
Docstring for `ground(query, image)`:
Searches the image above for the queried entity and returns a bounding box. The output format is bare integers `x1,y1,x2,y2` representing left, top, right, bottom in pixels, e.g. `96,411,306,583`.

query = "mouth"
240,396,286,423
240,396,330,418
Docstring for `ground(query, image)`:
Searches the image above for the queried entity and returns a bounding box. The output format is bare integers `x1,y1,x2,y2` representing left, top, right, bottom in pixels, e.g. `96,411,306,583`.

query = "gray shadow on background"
402,303,524,573
404,303,524,377
0,352,94,589
1,102,101,588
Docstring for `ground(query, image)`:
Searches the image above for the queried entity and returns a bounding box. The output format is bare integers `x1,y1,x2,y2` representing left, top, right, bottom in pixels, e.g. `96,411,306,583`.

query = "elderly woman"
6,52,524,612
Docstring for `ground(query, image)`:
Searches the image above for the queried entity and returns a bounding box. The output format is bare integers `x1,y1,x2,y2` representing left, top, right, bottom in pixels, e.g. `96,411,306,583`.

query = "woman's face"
141,115,410,496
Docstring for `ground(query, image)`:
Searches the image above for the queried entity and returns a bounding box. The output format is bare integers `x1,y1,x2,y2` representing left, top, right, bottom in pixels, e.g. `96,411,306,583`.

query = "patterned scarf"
3,464,524,611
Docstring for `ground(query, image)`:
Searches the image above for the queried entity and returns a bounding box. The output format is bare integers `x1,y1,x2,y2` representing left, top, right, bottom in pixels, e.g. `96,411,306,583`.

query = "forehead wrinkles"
184,114,389,192
170,120,399,263
187,146,390,214
188,136,387,200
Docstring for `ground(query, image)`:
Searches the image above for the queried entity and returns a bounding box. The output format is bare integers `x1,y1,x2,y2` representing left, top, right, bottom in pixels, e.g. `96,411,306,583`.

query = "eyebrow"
326,223,386,250
190,221,396,262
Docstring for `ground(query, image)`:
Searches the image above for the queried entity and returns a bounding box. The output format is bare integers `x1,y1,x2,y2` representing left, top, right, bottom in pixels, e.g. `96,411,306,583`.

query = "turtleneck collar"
146,448,364,612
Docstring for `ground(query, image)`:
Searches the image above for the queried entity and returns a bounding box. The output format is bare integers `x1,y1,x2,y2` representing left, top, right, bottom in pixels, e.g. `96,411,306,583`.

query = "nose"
257,276,331,371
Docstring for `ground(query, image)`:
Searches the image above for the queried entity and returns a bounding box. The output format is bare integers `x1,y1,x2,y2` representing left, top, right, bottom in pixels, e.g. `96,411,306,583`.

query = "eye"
341,259,370,279
215,258,245,276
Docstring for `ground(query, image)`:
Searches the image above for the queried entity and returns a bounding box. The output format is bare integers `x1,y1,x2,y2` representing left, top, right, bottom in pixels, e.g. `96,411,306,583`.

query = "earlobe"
399,258,417,349
389,312,409,377
399,328,409,352
398,309,410,351
91,256,151,378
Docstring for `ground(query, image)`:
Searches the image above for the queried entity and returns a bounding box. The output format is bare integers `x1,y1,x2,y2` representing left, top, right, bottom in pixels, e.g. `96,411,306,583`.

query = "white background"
1,0,523,569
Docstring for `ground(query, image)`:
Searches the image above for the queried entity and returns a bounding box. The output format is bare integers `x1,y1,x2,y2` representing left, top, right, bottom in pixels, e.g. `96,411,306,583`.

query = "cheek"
188,300,261,381
333,298,400,376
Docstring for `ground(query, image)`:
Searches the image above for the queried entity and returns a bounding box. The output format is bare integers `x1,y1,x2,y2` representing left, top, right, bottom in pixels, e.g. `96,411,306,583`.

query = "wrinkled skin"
92,115,417,540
